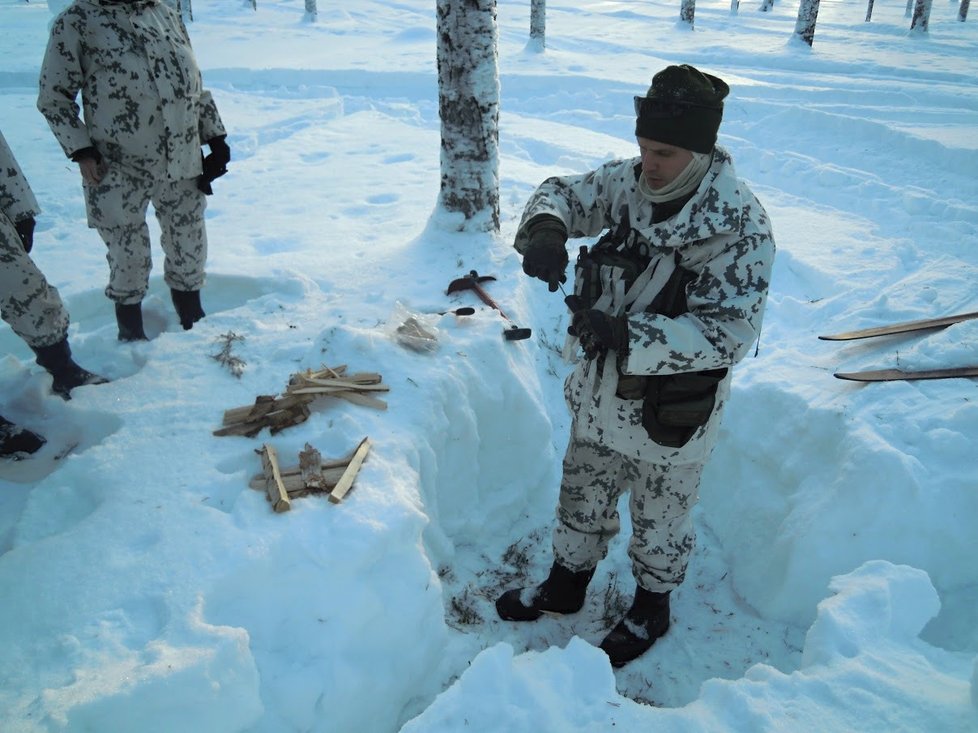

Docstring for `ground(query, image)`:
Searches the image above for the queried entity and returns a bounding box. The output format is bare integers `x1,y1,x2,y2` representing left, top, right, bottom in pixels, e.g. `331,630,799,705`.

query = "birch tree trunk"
794,0,821,45
680,0,696,26
305,0,317,22
730,0,740,16
865,0,875,21
530,0,546,50
759,0,774,11
910,0,933,30
436,0,501,232
959,0,970,20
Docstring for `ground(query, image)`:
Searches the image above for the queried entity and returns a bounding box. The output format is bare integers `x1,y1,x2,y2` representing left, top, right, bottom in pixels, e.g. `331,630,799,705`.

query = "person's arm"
623,226,775,376
37,13,95,163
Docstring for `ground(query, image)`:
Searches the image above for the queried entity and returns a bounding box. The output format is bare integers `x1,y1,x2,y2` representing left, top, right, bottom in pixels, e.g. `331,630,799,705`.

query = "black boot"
170,288,205,330
31,338,109,400
599,586,671,667
0,414,46,458
496,561,595,621
115,302,148,341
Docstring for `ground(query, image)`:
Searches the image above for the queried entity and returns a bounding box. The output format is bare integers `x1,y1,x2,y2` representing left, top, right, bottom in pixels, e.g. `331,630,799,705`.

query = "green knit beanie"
634,65,730,154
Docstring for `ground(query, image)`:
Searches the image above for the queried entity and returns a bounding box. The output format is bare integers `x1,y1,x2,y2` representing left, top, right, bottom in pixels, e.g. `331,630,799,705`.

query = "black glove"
197,136,231,194
14,217,35,253
70,146,102,164
521,216,568,292
571,309,628,360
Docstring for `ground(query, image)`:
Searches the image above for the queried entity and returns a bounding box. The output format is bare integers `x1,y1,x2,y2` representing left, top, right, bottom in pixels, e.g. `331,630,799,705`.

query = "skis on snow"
834,366,978,383
821,310,978,383
819,310,978,341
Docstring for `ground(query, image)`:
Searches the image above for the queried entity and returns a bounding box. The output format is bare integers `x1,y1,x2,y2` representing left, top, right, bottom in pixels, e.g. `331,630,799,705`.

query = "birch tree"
436,0,500,232
305,0,317,22
681,0,695,26
910,0,933,31
529,0,545,51
960,0,970,21
794,0,821,46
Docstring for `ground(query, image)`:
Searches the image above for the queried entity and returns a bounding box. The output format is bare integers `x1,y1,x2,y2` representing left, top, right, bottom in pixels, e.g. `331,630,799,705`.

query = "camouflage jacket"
0,131,40,228
37,0,225,181
515,147,775,465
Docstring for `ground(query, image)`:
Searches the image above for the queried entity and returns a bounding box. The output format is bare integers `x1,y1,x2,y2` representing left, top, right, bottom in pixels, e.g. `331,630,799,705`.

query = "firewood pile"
214,365,388,437
251,439,372,512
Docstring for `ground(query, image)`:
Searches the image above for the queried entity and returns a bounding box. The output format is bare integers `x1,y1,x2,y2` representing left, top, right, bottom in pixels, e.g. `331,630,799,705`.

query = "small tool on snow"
446,270,531,341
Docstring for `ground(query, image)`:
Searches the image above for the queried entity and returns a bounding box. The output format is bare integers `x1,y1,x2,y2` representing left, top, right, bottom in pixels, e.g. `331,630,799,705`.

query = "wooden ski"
834,366,978,382
819,311,978,341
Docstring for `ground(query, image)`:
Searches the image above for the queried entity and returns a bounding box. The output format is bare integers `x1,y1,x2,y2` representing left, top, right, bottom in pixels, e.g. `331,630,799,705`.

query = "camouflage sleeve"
36,12,93,159
198,90,227,143
623,229,775,376
0,131,40,224
173,13,226,143
513,160,633,254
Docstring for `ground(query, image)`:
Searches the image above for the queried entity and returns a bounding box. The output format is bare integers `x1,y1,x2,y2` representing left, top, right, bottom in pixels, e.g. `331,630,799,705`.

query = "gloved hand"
14,217,35,253
571,309,628,360
71,146,104,185
521,216,568,292
197,136,231,194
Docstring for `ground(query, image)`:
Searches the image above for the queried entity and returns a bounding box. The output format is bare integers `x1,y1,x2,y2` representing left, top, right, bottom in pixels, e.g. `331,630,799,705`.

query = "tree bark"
910,0,933,30
759,0,774,12
436,0,501,232
794,0,821,45
681,0,696,26
305,0,317,22
865,0,875,21
958,0,969,20
530,0,546,49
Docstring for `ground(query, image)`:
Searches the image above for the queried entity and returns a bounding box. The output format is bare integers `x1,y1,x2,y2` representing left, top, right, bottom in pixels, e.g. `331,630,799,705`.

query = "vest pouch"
641,367,727,448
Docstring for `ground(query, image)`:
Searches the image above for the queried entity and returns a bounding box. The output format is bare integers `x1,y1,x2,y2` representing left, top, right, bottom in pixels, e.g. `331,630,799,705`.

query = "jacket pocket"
640,367,727,448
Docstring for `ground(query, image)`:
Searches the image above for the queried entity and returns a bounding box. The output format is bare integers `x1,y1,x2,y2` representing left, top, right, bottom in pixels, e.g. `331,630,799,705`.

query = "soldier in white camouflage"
37,0,230,341
496,65,776,667
1,130,107,456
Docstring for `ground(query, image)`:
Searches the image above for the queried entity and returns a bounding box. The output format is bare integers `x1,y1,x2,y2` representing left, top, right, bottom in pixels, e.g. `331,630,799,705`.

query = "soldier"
37,0,230,341
1,130,106,456
496,65,776,667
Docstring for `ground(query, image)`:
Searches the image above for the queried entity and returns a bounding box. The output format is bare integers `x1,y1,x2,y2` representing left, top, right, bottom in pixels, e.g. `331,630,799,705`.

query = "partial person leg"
155,178,207,330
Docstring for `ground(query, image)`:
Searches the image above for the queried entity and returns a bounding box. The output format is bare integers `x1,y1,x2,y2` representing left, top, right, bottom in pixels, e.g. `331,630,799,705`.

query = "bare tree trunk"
680,0,695,26
530,0,545,50
305,0,317,22
905,0,913,18
958,0,970,20
911,0,933,30
436,0,500,232
865,0,875,21
730,0,740,16
794,0,821,45
759,0,774,11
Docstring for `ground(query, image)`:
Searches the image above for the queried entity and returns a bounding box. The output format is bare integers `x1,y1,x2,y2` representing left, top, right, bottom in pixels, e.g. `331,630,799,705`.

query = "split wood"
215,365,388,437
251,439,372,512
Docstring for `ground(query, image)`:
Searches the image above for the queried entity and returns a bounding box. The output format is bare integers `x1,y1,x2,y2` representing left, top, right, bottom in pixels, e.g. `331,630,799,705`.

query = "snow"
1,0,976,730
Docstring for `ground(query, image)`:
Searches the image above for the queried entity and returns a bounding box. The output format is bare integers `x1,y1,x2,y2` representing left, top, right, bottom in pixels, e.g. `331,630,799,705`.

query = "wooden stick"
260,444,291,513
333,391,388,410
329,437,371,504
300,444,327,490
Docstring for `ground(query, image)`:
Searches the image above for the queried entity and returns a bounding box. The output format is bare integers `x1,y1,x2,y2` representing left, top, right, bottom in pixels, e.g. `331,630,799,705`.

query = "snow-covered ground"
1,0,976,730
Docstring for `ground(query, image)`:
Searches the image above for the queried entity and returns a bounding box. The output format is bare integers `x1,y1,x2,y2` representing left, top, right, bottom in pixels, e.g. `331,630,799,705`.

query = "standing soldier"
496,65,776,667
37,0,231,341
1,130,107,456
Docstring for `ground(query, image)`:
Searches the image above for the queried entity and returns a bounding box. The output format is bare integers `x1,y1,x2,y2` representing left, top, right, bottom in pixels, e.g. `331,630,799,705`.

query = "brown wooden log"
259,444,291,513
329,437,371,504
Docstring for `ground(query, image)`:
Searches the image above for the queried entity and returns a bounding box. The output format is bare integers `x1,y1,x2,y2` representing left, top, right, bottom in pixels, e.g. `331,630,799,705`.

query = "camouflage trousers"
553,434,704,593
84,168,208,304
0,216,69,349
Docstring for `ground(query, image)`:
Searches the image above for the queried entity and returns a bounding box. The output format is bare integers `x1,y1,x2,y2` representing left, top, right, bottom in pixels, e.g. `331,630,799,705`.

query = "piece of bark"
299,444,327,490
329,437,371,504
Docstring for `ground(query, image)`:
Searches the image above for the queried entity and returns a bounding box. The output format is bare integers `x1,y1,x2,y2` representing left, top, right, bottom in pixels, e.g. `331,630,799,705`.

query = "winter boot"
170,288,205,330
599,586,671,667
115,302,148,341
31,338,109,400
0,414,46,458
496,561,595,621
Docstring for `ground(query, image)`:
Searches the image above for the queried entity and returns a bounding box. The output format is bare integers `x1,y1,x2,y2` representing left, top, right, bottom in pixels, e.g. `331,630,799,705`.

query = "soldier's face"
637,137,693,190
